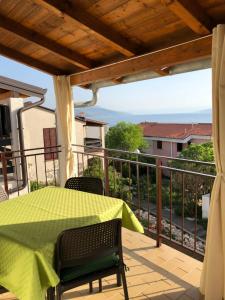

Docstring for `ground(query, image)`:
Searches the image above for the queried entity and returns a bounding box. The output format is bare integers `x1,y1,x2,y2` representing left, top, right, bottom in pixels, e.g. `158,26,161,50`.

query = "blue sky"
0,55,212,114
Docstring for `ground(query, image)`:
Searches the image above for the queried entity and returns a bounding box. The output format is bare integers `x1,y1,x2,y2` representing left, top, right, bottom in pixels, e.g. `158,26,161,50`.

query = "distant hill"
196,108,212,114
75,106,212,126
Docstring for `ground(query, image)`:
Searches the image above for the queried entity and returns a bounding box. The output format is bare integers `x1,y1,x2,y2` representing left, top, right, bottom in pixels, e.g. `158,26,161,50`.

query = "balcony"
1,145,215,256
84,138,102,152
1,1,224,298
0,229,202,300
0,145,213,299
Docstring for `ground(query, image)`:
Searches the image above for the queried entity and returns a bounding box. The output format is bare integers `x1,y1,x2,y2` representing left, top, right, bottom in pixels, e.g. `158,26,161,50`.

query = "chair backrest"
0,186,8,202
55,219,122,272
64,176,103,195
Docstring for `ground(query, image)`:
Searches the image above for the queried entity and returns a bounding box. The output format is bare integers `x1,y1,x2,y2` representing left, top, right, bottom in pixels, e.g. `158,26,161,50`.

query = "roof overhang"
0,0,221,88
145,135,212,143
0,76,47,98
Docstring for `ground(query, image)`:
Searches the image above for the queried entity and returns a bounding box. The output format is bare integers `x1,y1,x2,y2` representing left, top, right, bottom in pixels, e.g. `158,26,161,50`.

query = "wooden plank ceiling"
0,0,224,86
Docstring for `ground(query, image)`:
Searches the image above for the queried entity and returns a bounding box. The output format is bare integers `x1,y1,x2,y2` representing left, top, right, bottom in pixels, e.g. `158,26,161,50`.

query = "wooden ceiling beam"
70,35,212,86
0,44,65,75
161,0,213,35
154,67,170,76
0,15,93,70
0,91,13,100
35,0,138,57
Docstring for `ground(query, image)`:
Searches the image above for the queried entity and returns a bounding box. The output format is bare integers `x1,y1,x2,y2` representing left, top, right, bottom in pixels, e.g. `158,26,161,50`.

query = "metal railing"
73,144,215,261
84,138,102,151
0,144,215,261
0,145,61,196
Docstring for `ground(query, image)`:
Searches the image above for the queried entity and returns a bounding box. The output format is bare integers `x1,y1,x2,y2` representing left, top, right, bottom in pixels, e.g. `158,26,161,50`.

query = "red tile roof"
139,122,212,140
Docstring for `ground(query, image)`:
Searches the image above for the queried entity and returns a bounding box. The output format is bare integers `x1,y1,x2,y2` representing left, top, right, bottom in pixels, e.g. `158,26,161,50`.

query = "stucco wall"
22,107,58,184
22,107,105,183
191,138,212,143
144,137,210,158
144,140,183,157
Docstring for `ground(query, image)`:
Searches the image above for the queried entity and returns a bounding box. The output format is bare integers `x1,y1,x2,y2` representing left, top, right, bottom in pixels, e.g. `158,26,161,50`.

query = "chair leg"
121,269,129,300
56,286,61,300
89,282,93,293
99,279,102,292
117,272,122,287
46,287,54,300
56,292,60,300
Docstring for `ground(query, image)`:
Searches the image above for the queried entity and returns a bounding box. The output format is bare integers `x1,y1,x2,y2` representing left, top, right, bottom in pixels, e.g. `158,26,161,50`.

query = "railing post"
104,149,109,196
1,152,9,195
136,154,141,218
156,158,162,247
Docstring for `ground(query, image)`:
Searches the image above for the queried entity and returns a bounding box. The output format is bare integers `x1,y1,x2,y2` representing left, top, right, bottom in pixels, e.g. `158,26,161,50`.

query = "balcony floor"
0,229,202,300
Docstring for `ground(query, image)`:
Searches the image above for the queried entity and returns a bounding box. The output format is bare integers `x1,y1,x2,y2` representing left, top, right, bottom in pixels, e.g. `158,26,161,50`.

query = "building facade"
22,105,106,183
0,94,106,192
139,122,212,158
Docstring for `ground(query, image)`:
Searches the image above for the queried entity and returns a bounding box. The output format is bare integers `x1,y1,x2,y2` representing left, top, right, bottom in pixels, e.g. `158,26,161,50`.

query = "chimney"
78,112,85,120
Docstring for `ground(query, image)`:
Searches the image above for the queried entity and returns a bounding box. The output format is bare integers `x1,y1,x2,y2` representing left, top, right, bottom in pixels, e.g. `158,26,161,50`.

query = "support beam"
0,44,64,75
154,67,170,76
0,15,93,69
161,0,213,35
0,91,12,100
35,0,138,57
70,35,212,86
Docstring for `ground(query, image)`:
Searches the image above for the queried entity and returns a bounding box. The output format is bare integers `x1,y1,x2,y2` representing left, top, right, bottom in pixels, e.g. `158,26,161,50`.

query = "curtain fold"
200,24,225,300
53,75,76,186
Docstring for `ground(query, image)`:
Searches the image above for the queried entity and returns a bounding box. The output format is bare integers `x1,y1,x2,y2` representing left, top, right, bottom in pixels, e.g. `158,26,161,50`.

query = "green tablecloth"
0,187,143,300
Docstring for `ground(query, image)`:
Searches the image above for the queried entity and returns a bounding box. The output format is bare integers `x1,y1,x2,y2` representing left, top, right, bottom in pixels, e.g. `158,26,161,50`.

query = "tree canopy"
170,142,215,218
179,142,214,162
105,121,147,151
171,142,215,175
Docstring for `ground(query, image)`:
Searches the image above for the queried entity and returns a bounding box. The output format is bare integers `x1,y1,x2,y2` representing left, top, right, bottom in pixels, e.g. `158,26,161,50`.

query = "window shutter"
49,128,58,160
43,128,58,160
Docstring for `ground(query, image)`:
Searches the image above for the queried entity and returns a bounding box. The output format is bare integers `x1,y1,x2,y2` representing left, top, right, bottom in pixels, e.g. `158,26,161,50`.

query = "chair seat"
61,254,119,282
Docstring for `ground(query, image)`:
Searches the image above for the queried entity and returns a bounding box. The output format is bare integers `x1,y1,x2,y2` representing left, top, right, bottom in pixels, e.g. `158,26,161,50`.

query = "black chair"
50,219,129,300
0,287,7,294
64,177,104,195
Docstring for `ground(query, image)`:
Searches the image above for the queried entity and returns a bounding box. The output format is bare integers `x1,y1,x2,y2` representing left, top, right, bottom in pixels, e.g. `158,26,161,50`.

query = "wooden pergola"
1,4,225,299
0,0,224,89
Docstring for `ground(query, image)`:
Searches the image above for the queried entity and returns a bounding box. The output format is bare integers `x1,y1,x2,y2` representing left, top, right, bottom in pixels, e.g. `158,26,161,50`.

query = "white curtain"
200,25,225,300
53,75,76,186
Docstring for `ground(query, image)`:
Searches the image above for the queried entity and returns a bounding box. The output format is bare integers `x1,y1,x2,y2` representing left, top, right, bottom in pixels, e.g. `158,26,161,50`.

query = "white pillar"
202,193,210,219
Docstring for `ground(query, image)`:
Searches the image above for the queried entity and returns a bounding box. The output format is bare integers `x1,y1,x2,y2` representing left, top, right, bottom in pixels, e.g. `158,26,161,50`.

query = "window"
157,141,162,149
43,128,58,160
0,105,11,137
177,143,183,152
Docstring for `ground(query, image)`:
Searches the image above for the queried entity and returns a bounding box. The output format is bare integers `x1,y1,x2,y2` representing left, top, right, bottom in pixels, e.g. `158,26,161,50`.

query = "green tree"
105,122,147,151
84,157,132,202
171,142,215,178
83,157,104,179
179,142,214,162
170,142,215,219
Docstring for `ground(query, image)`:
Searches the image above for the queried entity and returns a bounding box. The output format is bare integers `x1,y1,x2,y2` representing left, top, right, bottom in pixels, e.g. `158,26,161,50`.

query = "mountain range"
75,106,212,126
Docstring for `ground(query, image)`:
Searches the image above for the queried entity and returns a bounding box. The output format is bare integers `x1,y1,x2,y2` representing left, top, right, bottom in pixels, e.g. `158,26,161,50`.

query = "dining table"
0,186,143,300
